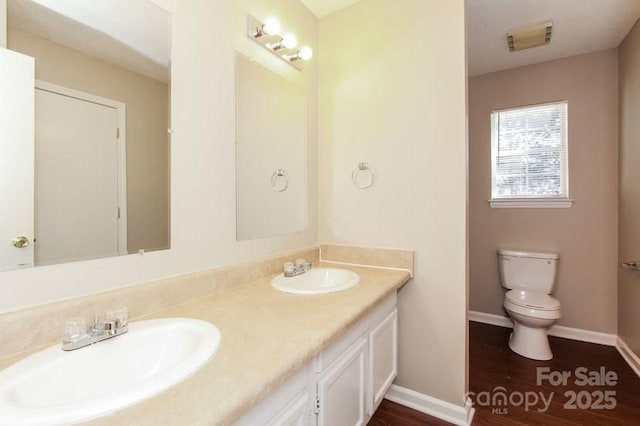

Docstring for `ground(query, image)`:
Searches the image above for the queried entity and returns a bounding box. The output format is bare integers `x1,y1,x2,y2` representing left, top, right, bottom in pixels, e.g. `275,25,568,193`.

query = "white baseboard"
468,311,617,346
468,310,513,328
385,385,474,426
549,324,617,346
616,337,640,377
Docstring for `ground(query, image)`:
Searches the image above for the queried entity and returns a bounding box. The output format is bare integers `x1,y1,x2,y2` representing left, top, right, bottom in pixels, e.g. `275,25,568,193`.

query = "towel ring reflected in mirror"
271,169,290,192
352,161,375,189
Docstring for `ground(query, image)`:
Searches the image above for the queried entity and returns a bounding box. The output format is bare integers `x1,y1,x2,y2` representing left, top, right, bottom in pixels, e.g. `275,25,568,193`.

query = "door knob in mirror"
12,236,30,249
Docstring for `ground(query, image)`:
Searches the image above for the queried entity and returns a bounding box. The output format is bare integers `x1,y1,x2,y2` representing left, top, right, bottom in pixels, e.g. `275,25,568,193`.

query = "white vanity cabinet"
234,293,398,426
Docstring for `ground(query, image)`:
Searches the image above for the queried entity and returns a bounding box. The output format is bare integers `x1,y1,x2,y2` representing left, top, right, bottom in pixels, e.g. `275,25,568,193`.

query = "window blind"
491,102,568,199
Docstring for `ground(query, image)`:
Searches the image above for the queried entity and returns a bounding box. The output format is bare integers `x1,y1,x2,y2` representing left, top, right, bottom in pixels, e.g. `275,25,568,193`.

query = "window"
490,101,571,208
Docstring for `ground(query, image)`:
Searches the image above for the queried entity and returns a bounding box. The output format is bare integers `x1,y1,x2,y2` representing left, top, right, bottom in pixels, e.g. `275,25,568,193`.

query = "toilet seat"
505,290,560,311
504,299,561,320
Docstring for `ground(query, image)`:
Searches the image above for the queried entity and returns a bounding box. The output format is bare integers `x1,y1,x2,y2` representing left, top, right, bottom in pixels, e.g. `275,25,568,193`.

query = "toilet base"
508,322,553,361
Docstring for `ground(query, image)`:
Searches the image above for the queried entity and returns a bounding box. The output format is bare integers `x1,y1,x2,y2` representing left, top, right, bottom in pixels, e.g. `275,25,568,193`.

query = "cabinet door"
267,391,310,426
368,309,398,415
234,367,310,426
317,337,366,426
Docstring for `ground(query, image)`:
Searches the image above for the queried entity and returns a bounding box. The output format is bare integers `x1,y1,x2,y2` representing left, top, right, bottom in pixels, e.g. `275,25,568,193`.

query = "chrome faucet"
62,306,129,351
284,258,312,277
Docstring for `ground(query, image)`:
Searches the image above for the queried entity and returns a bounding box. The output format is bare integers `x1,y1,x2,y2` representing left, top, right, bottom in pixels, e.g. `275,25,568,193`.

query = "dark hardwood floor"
469,321,640,425
369,399,452,426
369,321,640,425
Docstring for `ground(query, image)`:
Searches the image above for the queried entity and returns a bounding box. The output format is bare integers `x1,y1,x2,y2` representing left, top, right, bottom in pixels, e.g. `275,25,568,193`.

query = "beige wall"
469,50,619,333
0,0,318,311
318,0,468,406
619,19,640,353
8,27,170,253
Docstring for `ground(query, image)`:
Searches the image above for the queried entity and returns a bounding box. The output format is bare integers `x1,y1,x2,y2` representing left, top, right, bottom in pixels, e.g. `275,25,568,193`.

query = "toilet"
498,249,561,361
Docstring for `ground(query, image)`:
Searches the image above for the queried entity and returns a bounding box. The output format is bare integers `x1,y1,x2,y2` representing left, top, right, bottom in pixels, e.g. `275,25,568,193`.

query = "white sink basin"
0,318,221,425
272,267,360,294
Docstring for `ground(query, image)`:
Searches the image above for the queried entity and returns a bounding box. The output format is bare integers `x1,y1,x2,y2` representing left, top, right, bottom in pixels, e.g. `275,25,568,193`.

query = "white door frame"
35,80,128,255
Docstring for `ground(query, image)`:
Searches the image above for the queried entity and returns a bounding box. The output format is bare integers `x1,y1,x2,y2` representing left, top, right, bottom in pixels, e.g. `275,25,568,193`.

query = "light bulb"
262,17,281,36
270,33,298,51
281,33,298,49
298,46,313,61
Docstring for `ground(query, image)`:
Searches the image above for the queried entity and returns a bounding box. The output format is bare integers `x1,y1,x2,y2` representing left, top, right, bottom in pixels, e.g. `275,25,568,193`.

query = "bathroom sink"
272,267,360,294
0,318,221,425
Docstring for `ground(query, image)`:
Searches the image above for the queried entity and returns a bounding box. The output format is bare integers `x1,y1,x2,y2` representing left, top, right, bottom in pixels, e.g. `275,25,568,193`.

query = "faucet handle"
62,317,88,344
106,306,128,328
284,261,295,275
295,258,312,271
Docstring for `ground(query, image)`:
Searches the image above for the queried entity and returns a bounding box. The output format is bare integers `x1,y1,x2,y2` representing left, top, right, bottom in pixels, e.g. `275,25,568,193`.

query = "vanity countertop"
82,263,410,425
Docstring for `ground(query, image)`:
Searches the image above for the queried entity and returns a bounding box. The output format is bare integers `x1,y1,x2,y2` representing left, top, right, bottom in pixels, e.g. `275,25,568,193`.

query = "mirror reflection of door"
0,48,34,271
34,83,127,266
2,0,171,272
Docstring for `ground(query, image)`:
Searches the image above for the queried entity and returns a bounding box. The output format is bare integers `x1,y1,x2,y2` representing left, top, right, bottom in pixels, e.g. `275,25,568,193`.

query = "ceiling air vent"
507,21,553,52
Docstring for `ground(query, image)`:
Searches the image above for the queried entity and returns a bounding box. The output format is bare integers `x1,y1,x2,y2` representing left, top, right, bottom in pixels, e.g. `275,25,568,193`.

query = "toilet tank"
498,249,558,293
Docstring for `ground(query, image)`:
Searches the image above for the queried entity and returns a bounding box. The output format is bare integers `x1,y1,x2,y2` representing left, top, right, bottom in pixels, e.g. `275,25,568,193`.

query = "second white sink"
272,267,360,294
0,318,221,425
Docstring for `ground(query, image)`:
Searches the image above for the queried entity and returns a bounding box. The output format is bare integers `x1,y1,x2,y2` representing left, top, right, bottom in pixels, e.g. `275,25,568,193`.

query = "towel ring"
271,169,289,192
352,161,375,189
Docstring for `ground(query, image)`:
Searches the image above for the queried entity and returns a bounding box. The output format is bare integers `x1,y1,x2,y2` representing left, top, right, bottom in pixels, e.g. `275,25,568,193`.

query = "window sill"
489,198,574,209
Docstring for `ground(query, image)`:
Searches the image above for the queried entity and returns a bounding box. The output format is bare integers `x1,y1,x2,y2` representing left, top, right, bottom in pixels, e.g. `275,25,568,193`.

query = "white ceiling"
301,0,640,77
8,0,170,82
300,0,362,18
466,0,640,76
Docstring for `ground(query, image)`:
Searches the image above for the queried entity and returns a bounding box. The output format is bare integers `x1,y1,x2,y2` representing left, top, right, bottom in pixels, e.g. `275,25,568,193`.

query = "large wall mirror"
0,0,170,271
235,53,308,240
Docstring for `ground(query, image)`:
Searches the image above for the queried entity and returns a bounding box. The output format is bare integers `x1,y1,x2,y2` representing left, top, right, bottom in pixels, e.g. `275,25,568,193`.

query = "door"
0,48,35,271
317,337,366,426
34,86,122,265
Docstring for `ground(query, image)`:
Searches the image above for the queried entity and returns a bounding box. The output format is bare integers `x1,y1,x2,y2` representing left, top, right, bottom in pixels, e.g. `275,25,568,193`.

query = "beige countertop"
81,263,411,425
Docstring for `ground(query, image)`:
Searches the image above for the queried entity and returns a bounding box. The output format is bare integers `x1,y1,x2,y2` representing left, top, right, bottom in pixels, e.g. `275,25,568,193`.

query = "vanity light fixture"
247,14,312,70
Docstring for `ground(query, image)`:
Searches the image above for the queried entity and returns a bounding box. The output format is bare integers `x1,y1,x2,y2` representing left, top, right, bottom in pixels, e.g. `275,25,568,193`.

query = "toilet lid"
505,290,560,311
